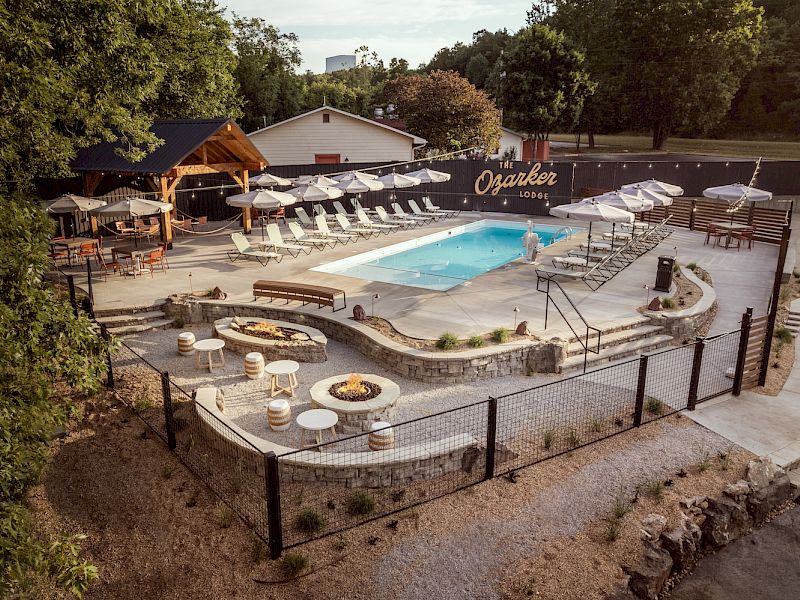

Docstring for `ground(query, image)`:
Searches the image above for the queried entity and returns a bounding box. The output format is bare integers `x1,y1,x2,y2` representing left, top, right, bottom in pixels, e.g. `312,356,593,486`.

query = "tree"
385,71,501,153
498,25,595,140
232,16,303,132
302,77,360,113
465,54,490,88
425,29,512,94
614,0,763,149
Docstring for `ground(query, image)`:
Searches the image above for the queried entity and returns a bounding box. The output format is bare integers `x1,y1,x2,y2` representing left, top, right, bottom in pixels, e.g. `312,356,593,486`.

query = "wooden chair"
48,237,69,265
196,216,208,231
142,247,167,277
269,207,287,226
95,249,126,280
705,225,726,247
76,241,96,263
732,226,755,251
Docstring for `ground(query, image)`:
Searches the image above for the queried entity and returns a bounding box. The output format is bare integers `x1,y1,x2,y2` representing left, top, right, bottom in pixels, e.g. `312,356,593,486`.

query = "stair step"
566,325,665,357
538,315,652,344
562,334,674,372
93,299,166,318
107,318,174,336
95,310,166,328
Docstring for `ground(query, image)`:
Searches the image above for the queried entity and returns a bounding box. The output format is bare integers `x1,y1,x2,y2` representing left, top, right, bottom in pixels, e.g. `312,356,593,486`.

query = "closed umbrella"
334,170,379,182
550,201,634,263
249,173,292,187
226,189,297,240
90,197,172,247
622,179,684,197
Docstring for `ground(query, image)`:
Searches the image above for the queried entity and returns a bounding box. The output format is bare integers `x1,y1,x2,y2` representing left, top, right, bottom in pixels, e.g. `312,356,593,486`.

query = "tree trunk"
574,132,581,150
652,121,670,150
588,126,595,149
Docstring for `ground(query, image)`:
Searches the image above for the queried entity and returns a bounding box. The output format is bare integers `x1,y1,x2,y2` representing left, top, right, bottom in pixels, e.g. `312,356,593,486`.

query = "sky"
222,0,533,72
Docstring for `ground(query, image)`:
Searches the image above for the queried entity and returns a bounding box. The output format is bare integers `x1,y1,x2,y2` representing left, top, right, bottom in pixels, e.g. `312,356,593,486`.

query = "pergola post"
158,175,178,249
229,169,251,234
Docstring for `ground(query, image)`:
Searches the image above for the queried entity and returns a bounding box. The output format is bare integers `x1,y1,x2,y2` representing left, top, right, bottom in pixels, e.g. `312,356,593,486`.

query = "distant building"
247,106,427,166
490,127,525,160
326,55,356,73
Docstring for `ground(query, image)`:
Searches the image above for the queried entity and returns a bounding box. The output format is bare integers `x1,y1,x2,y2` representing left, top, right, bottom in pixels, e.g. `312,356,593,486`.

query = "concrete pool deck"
77,211,776,338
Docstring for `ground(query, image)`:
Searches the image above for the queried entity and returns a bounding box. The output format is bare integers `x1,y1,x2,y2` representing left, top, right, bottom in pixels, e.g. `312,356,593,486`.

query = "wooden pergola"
71,118,268,247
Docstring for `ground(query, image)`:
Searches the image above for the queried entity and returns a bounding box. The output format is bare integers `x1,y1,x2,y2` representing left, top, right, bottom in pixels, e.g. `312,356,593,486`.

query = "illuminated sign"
473,161,559,198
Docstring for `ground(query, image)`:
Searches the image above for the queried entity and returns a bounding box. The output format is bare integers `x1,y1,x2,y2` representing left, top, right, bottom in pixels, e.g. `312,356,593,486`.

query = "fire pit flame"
243,321,285,338
337,373,368,396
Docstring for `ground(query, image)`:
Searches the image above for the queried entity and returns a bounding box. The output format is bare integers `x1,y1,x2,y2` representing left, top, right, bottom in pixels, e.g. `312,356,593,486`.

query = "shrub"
347,492,375,516
566,429,581,448
543,429,556,450
696,450,712,473
133,396,154,413
687,261,698,270
468,335,485,348
717,450,732,471
611,493,632,520
281,552,308,577
173,316,185,329
216,503,235,528
645,396,665,416
604,518,621,542
295,509,325,533
491,327,510,343
661,297,676,309
436,332,459,350
775,326,793,343
645,479,664,499
672,261,681,273
591,419,604,433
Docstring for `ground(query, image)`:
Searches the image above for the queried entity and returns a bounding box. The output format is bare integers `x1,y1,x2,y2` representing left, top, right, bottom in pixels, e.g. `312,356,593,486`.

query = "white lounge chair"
552,256,592,270
333,200,354,220
265,223,311,256
334,213,377,238
294,206,315,228
355,209,398,234
375,206,416,228
408,199,444,220
314,204,338,221
287,222,337,249
424,197,458,217
391,202,431,224
314,215,358,243
226,232,282,265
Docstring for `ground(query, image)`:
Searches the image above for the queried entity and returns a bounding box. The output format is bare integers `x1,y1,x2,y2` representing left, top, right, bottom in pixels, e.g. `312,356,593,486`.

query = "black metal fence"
105,325,743,558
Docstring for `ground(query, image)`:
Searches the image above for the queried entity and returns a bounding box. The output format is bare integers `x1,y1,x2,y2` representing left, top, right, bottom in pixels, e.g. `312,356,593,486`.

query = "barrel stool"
267,399,291,431
368,421,395,451
177,332,196,356
244,352,265,379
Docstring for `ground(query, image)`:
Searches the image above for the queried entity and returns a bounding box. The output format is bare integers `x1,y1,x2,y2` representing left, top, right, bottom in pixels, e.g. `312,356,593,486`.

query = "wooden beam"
202,144,207,165
167,162,263,177
83,172,104,197
158,176,178,249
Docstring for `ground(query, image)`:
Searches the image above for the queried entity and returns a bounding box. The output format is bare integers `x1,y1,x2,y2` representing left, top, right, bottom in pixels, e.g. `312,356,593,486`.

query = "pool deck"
78,211,776,338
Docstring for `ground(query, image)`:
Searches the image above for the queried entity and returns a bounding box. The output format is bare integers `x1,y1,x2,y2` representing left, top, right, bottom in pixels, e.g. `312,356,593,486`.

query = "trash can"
654,256,675,292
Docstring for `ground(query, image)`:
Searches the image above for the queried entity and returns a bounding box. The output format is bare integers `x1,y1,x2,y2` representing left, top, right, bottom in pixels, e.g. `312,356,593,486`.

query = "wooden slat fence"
741,315,768,390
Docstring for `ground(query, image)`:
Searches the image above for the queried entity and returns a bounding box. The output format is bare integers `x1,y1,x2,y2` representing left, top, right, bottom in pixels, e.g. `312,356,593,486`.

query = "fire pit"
310,373,400,434
213,317,327,363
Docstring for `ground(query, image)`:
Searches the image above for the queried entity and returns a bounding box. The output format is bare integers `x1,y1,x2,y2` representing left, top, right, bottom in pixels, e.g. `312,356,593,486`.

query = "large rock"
661,513,702,572
746,457,783,489
745,457,792,524
640,513,668,541
353,304,367,321
723,480,751,502
701,496,752,548
526,338,567,374
625,542,673,600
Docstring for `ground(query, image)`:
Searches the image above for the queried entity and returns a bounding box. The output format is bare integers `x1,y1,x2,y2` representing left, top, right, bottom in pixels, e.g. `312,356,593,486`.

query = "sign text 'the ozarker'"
473,161,559,200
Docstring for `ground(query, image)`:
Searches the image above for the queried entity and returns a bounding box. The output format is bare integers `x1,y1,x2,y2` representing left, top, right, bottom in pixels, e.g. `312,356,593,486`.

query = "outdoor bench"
253,280,346,312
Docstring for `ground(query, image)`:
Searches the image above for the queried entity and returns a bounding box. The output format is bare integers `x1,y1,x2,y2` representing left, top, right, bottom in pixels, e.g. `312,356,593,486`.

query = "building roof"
500,126,525,138
248,106,428,147
71,118,266,174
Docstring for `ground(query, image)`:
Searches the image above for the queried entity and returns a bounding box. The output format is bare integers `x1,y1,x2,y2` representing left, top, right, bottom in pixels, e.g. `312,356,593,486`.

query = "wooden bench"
253,280,346,312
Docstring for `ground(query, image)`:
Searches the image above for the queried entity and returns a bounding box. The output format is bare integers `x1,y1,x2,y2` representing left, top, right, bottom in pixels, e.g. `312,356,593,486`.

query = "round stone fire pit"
214,317,327,363
310,374,400,434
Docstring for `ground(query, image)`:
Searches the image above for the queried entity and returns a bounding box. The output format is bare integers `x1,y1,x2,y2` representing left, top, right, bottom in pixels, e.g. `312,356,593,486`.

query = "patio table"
710,222,752,249
296,408,338,448
111,243,159,276
193,338,225,372
51,238,99,265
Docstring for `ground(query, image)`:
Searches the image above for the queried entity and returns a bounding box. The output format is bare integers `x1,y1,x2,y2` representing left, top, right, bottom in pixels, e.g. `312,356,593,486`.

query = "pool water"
312,220,573,291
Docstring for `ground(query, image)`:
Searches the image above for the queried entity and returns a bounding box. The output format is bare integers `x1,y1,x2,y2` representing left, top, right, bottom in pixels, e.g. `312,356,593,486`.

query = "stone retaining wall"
644,267,717,340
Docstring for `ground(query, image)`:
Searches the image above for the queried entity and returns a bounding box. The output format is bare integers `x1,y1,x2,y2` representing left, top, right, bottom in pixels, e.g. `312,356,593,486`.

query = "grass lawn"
549,134,800,160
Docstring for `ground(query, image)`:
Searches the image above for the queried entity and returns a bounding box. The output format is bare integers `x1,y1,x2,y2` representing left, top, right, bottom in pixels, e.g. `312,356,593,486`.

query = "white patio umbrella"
46,194,107,237
550,201,634,263
293,174,339,187
333,170,379,182
249,173,292,187
286,184,344,202
377,172,421,189
333,178,385,194
226,189,296,240
618,185,673,207
90,197,172,247
622,179,684,197
406,167,451,183
588,192,653,250
702,183,772,203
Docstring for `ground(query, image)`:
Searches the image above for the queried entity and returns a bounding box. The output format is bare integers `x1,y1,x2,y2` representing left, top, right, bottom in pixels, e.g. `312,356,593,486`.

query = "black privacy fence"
105,327,742,558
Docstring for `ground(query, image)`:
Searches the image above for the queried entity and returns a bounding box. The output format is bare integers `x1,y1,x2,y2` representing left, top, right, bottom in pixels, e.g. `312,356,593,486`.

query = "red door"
315,154,340,164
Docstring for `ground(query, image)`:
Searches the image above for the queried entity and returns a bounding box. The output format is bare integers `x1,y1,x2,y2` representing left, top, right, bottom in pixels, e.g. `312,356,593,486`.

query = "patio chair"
294,206,315,227
195,216,208,232
552,256,593,270
332,200,354,220
334,213,378,238
141,247,168,277
732,225,755,251
392,202,431,224
423,197,458,217
408,199,444,220
94,249,127,280
705,225,727,248
47,237,69,265
227,232,282,265
375,206,416,228
265,223,311,256
314,215,359,244
76,241,96,263
268,207,287,226
350,198,366,213
355,209,398,234
313,204,338,221
287,222,337,250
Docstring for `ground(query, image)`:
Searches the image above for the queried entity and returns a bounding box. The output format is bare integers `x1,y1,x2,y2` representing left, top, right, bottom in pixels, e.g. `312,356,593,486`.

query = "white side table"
194,338,225,372
265,360,299,397
296,408,338,447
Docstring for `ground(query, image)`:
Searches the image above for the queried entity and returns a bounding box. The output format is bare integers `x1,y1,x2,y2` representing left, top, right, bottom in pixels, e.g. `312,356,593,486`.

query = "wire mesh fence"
696,331,741,402
642,344,697,420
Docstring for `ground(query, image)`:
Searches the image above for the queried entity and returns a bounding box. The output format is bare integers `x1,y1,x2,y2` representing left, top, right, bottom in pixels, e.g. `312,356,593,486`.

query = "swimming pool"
311,220,574,291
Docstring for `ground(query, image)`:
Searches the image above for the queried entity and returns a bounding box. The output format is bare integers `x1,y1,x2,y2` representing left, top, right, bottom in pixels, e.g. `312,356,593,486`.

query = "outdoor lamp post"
513,306,520,329
372,293,380,317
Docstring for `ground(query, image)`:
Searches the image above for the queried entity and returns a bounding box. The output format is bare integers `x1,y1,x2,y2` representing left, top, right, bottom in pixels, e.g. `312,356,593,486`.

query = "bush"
687,261,698,270
661,297,676,309
347,491,375,516
173,316,185,329
672,261,681,273
468,335,485,348
566,429,581,448
645,479,664,499
491,327,510,343
295,509,325,533
543,429,556,450
436,332,459,350
604,518,621,542
216,502,235,528
775,326,794,343
281,552,308,577
645,396,665,415
611,492,632,520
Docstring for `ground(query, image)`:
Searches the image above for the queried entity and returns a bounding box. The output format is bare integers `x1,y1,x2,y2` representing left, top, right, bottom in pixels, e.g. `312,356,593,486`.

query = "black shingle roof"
70,119,229,174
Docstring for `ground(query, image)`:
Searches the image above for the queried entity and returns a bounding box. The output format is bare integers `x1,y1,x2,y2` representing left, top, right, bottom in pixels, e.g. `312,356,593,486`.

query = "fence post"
86,258,95,318
264,452,283,560
67,274,78,316
733,307,754,396
760,226,791,386
160,371,176,450
100,324,114,389
485,396,498,480
633,354,649,427
687,338,705,410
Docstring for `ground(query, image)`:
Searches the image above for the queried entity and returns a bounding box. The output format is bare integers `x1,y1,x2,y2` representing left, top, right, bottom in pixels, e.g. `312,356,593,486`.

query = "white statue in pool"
522,221,540,264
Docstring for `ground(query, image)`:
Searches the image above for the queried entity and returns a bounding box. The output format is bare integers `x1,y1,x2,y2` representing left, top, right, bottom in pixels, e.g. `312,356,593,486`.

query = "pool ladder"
555,226,574,240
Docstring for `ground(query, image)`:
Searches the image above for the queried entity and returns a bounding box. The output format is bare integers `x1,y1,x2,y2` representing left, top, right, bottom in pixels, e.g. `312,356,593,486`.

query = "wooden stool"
244,352,265,379
178,332,195,356
265,360,299,398
368,421,395,451
267,399,291,431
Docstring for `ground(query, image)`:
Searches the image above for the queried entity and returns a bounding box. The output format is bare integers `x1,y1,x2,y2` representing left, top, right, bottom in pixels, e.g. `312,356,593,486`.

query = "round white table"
193,338,225,372
265,359,299,398
296,408,338,448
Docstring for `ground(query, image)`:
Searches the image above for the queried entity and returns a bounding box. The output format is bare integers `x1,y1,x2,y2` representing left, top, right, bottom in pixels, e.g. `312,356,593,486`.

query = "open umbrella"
407,167,451,183
90,197,172,247
226,189,296,241
334,170,379,182
617,185,673,207
333,178,384,194
550,201,634,263
46,194,107,237
587,192,653,251
622,179,684,197
293,174,339,187
702,183,772,203
286,184,344,202
249,173,292,187
377,172,421,189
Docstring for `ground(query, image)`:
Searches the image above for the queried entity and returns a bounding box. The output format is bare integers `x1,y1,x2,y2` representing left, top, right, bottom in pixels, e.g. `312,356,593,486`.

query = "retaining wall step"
561,334,674,372
565,324,665,357
93,299,166,318
542,315,653,344
107,318,174,336
95,310,167,328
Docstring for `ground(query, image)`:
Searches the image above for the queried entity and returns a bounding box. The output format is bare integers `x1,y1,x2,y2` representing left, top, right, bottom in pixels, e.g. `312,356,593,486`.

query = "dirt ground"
755,273,800,396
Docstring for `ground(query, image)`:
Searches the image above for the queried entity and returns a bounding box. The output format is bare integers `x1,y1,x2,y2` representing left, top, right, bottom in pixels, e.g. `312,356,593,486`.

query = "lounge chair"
287,222,336,249
350,198,367,213
314,215,359,244
355,209,398,234
424,197,458,217
265,223,311,256
392,202,431,224
552,256,593,270
227,232,282,265
294,206,315,228
334,213,377,238
332,200,354,220
314,204,338,221
408,199,444,220
375,206,416,228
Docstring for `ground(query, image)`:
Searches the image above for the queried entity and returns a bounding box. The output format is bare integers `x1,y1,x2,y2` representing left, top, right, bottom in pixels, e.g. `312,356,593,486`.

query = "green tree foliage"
232,16,304,132
385,70,501,153
303,77,360,113
498,25,595,140
426,29,512,95
465,54,490,88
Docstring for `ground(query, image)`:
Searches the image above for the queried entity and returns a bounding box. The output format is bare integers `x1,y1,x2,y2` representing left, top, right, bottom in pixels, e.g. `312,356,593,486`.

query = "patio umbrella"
293,174,339,187
702,183,772,203
249,173,292,187
333,178,385,194
621,179,684,197
89,197,172,247
226,189,297,240
406,167,451,183
587,192,653,251
377,172,421,189
617,185,673,207
333,170,379,182
550,201,634,263
46,194,107,237
286,183,344,226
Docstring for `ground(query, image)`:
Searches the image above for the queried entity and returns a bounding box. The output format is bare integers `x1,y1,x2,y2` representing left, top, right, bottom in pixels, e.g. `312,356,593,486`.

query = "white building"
325,55,356,73
491,127,525,160
247,106,427,166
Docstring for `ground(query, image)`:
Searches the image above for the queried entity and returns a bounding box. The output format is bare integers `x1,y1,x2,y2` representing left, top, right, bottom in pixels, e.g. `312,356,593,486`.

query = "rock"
647,297,662,311
515,321,530,335
460,446,481,473
625,541,673,599
746,457,783,490
494,442,519,465
526,338,568,374
210,286,226,300
50,425,69,440
660,513,702,572
640,514,668,541
747,472,792,524
723,480,751,500
680,495,707,509
701,496,752,548
353,304,367,321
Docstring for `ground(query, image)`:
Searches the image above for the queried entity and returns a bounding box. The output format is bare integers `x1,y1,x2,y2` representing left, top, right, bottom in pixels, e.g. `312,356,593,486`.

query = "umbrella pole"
586,222,592,264
610,223,615,253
